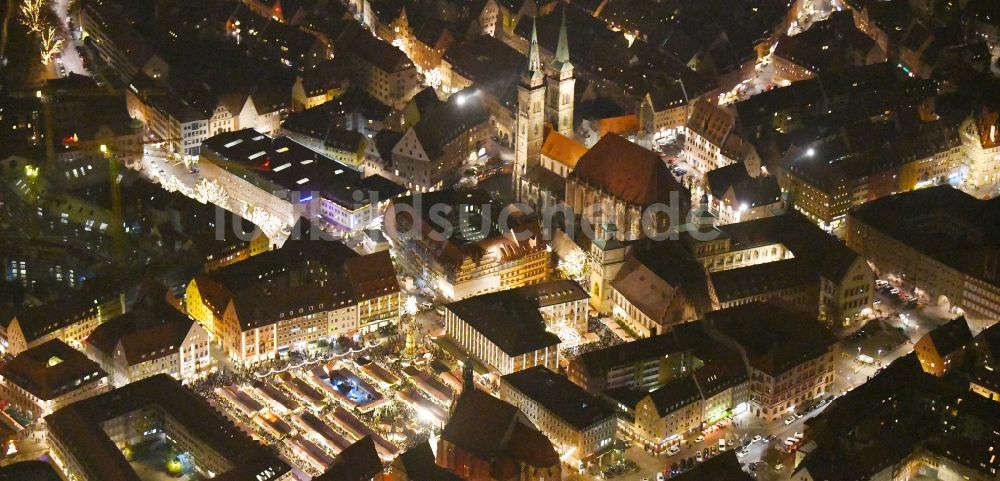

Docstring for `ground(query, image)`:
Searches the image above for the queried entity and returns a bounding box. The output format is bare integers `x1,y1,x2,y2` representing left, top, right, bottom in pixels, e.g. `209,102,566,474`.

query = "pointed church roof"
523,19,544,85
550,8,573,74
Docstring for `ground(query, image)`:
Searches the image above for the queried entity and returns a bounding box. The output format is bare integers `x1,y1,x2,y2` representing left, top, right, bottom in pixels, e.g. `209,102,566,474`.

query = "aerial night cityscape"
0,0,998,480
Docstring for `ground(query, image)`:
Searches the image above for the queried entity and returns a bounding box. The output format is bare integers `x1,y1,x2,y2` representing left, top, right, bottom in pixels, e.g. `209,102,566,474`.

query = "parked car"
752,435,763,443
666,445,681,456
775,463,784,471
794,432,804,440
696,452,703,463
785,415,796,425
694,435,704,443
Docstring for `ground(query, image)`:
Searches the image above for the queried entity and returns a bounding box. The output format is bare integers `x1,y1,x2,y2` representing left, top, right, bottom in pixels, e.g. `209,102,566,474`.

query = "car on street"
718,439,726,451
785,415,796,425
752,435,763,443
694,435,704,443
695,452,703,462
775,463,784,471
666,446,680,456
794,432,804,440
657,473,664,481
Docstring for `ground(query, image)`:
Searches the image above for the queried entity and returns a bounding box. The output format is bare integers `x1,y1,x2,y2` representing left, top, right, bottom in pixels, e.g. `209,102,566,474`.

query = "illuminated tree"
240,203,284,240
19,0,45,33
19,0,64,65
38,25,62,65
556,250,590,283
194,178,230,206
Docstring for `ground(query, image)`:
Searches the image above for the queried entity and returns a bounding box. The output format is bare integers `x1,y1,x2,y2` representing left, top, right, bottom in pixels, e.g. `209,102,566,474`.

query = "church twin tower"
513,11,575,186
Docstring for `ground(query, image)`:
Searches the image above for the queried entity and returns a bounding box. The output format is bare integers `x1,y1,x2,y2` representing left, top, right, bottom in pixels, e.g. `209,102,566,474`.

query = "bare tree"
19,0,45,33
38,24,62,65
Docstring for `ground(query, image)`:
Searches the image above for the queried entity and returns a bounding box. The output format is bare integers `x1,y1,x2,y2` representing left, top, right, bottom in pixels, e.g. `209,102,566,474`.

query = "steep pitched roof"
314,437,382,481
86,305,196,367
925,316,972,358
442,389,559,468
571,133,688,207
393,442,462,481
540,130,588,170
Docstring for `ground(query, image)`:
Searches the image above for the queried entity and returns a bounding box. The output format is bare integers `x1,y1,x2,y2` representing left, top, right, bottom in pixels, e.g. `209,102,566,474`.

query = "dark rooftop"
445,287,561,357
502,366,615,430
44,374,290,481
314,437,382,481
648,376,701,417
706,299,837,377
672,451,752,481
441,389,559,468
849,186,1000,286
925,316,973,358
0,339,106,402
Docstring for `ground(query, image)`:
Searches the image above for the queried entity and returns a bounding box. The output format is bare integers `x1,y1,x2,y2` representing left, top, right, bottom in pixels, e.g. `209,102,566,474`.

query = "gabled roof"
86,303,195,367
410,88,489,160
192,239,398,331
392,442,462,481
672,451,752,481
704,164,781,208
5,282,122,344
647,376,700,416
348,31,412,73
571,133,689,207
442,389,559,468
540,130,588,170
611,240,715,321
686,100,734,147
925,316,972,358
314,437,382,481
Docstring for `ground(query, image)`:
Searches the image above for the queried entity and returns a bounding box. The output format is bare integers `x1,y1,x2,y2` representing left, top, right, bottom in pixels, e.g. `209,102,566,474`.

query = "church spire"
555,8,570,65
528,18,542,74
